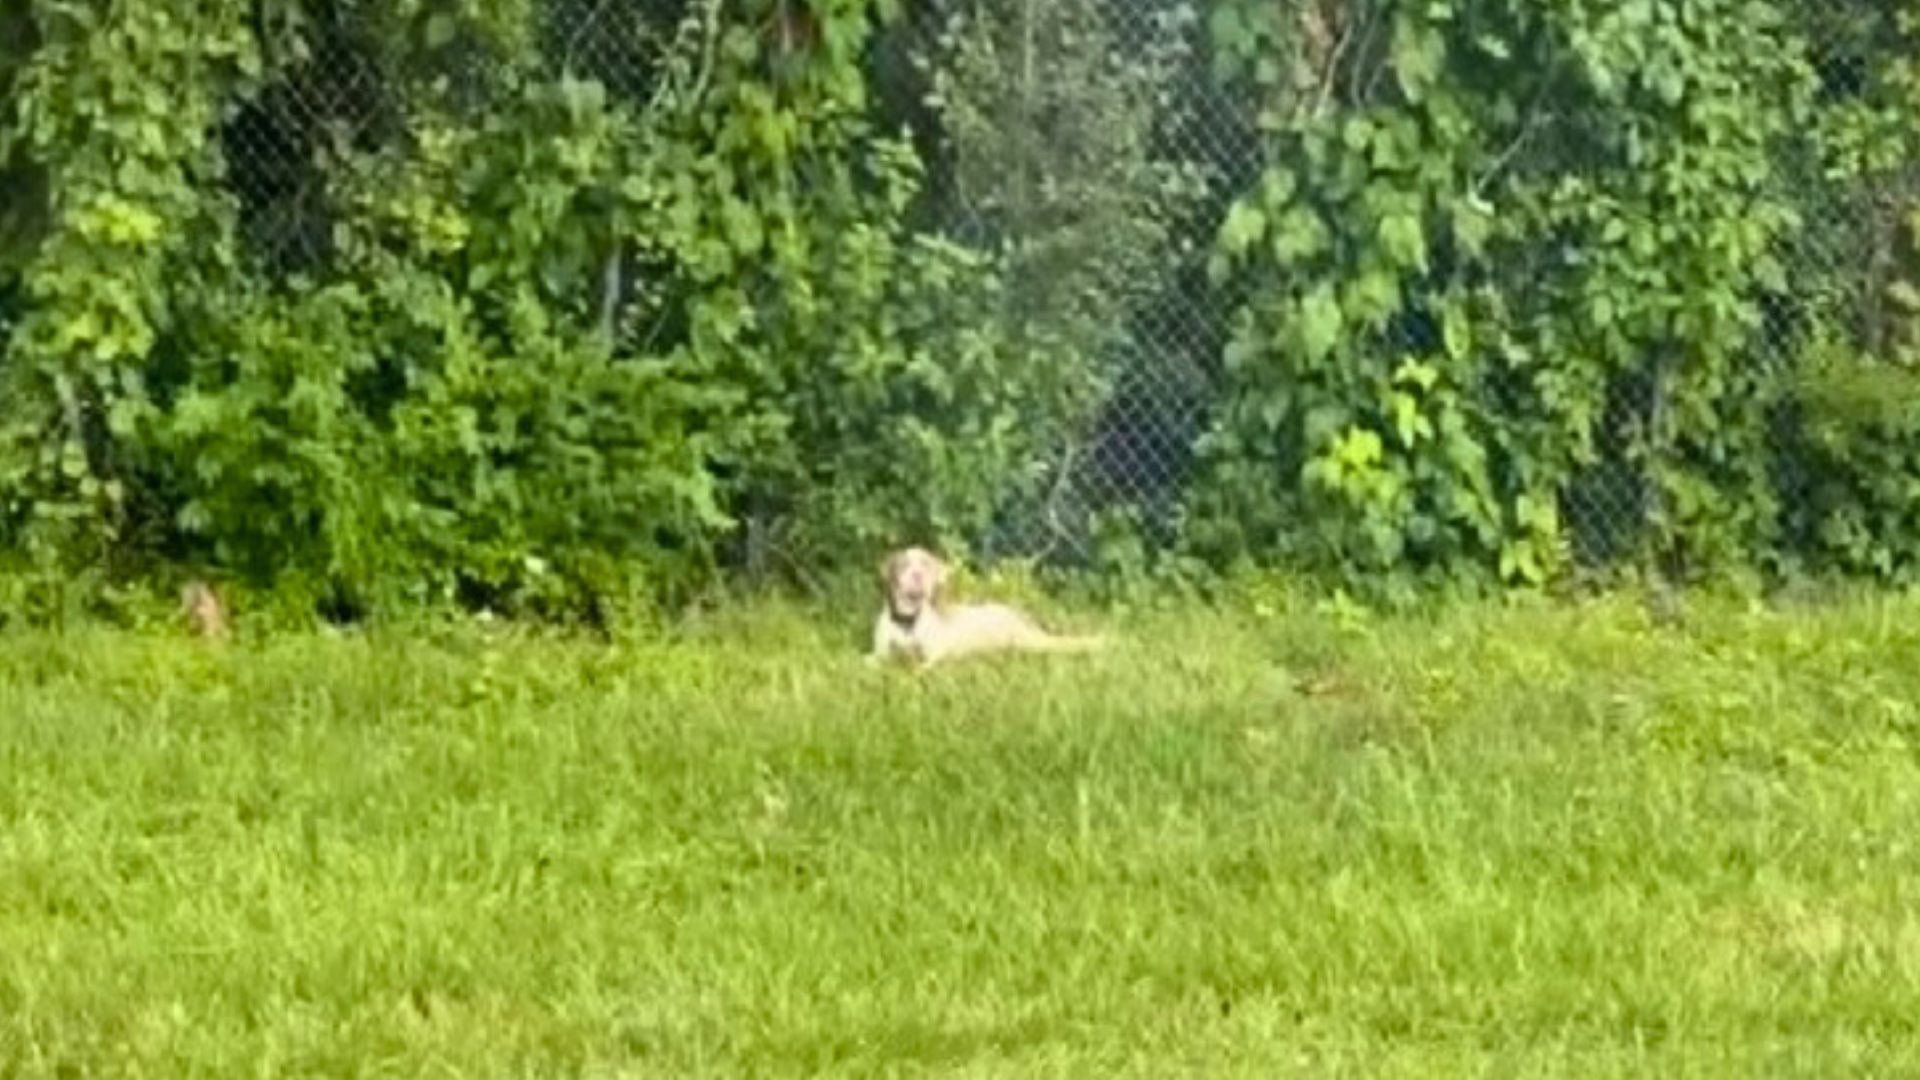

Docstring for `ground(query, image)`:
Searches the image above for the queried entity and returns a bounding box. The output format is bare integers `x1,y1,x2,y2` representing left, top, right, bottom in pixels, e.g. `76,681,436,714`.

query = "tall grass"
2,590,1918,1076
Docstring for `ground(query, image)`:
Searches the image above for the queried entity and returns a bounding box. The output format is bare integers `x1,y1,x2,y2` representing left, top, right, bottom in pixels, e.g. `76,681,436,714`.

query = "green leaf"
1589,292,1616,328
1218,201,1268,257
1379,212,1428,274
1296,286,1343,364
1271,206,1328,265
1343,116,1375,152
1888,280,1920,313
1395,359,1440,391
1344,270,1402,329
1451,197,1493,258
1516,493,1559,534
1441,303,1471,361
1391,392,1423,447
1649,62,1685,106
1208,5,1248,52
1334,427,1384,469
106,397,145,438
1390,17,1444,102
721,199,765,256
1498,541,1542,584
1259,169,1297,210
1222,332,1258,372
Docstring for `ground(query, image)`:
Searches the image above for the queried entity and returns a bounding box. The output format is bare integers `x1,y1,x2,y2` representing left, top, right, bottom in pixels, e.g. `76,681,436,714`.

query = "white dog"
867,546,1105,669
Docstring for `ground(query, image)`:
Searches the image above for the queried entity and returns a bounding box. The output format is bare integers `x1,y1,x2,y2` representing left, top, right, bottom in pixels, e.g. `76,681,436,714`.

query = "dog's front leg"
866,614,890,666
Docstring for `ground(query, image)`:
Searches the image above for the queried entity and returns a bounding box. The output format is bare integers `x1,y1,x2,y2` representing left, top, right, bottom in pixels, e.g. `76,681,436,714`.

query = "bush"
0,0,1151,620
3,0,1920,619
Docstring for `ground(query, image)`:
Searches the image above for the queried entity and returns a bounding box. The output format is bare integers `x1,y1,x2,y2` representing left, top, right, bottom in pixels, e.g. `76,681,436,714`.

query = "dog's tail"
1032,632,1108,653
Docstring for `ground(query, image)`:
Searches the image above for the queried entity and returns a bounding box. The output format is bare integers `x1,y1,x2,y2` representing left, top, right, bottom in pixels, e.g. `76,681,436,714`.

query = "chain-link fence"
201,1,1920,579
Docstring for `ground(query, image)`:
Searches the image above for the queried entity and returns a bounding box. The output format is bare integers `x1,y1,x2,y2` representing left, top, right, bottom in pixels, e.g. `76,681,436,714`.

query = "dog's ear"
926,552,950,595
879,551,904,592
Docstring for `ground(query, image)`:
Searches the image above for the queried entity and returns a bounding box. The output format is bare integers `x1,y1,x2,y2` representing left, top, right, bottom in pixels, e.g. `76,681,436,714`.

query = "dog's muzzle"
888,595,926,629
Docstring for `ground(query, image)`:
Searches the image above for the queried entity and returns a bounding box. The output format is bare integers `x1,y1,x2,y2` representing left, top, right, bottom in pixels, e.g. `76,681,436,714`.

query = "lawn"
2,588,1918,1076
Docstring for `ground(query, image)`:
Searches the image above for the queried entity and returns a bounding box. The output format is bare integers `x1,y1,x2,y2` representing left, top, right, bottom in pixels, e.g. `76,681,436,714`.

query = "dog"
867,546,1104,669
180,580,230,640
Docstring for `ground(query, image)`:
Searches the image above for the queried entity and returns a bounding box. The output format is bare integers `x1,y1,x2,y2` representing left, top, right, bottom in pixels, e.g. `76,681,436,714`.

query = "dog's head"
180,580,229,639
880,546,947,620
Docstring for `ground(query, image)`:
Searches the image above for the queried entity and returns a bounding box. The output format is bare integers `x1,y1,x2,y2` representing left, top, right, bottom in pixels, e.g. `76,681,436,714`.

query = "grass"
3,587,1920,1076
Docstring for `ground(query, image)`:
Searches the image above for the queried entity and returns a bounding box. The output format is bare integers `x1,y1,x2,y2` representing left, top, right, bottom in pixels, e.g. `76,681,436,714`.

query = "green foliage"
0,0,259,614
1784,335,1920,580
1771,7,1920,582
1187,0,1822,597
7,0,1920,617
0,0,1140,620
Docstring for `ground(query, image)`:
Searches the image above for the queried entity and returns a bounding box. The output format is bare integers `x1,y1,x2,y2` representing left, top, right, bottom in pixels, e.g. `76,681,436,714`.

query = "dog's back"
938,602,1105,659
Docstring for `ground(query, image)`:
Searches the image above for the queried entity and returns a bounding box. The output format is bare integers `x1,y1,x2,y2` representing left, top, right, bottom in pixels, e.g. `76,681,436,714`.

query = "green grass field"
3,588,1919,1076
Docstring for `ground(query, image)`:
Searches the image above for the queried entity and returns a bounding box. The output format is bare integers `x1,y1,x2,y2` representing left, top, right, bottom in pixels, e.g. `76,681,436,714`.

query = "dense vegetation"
3,0,1920,620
